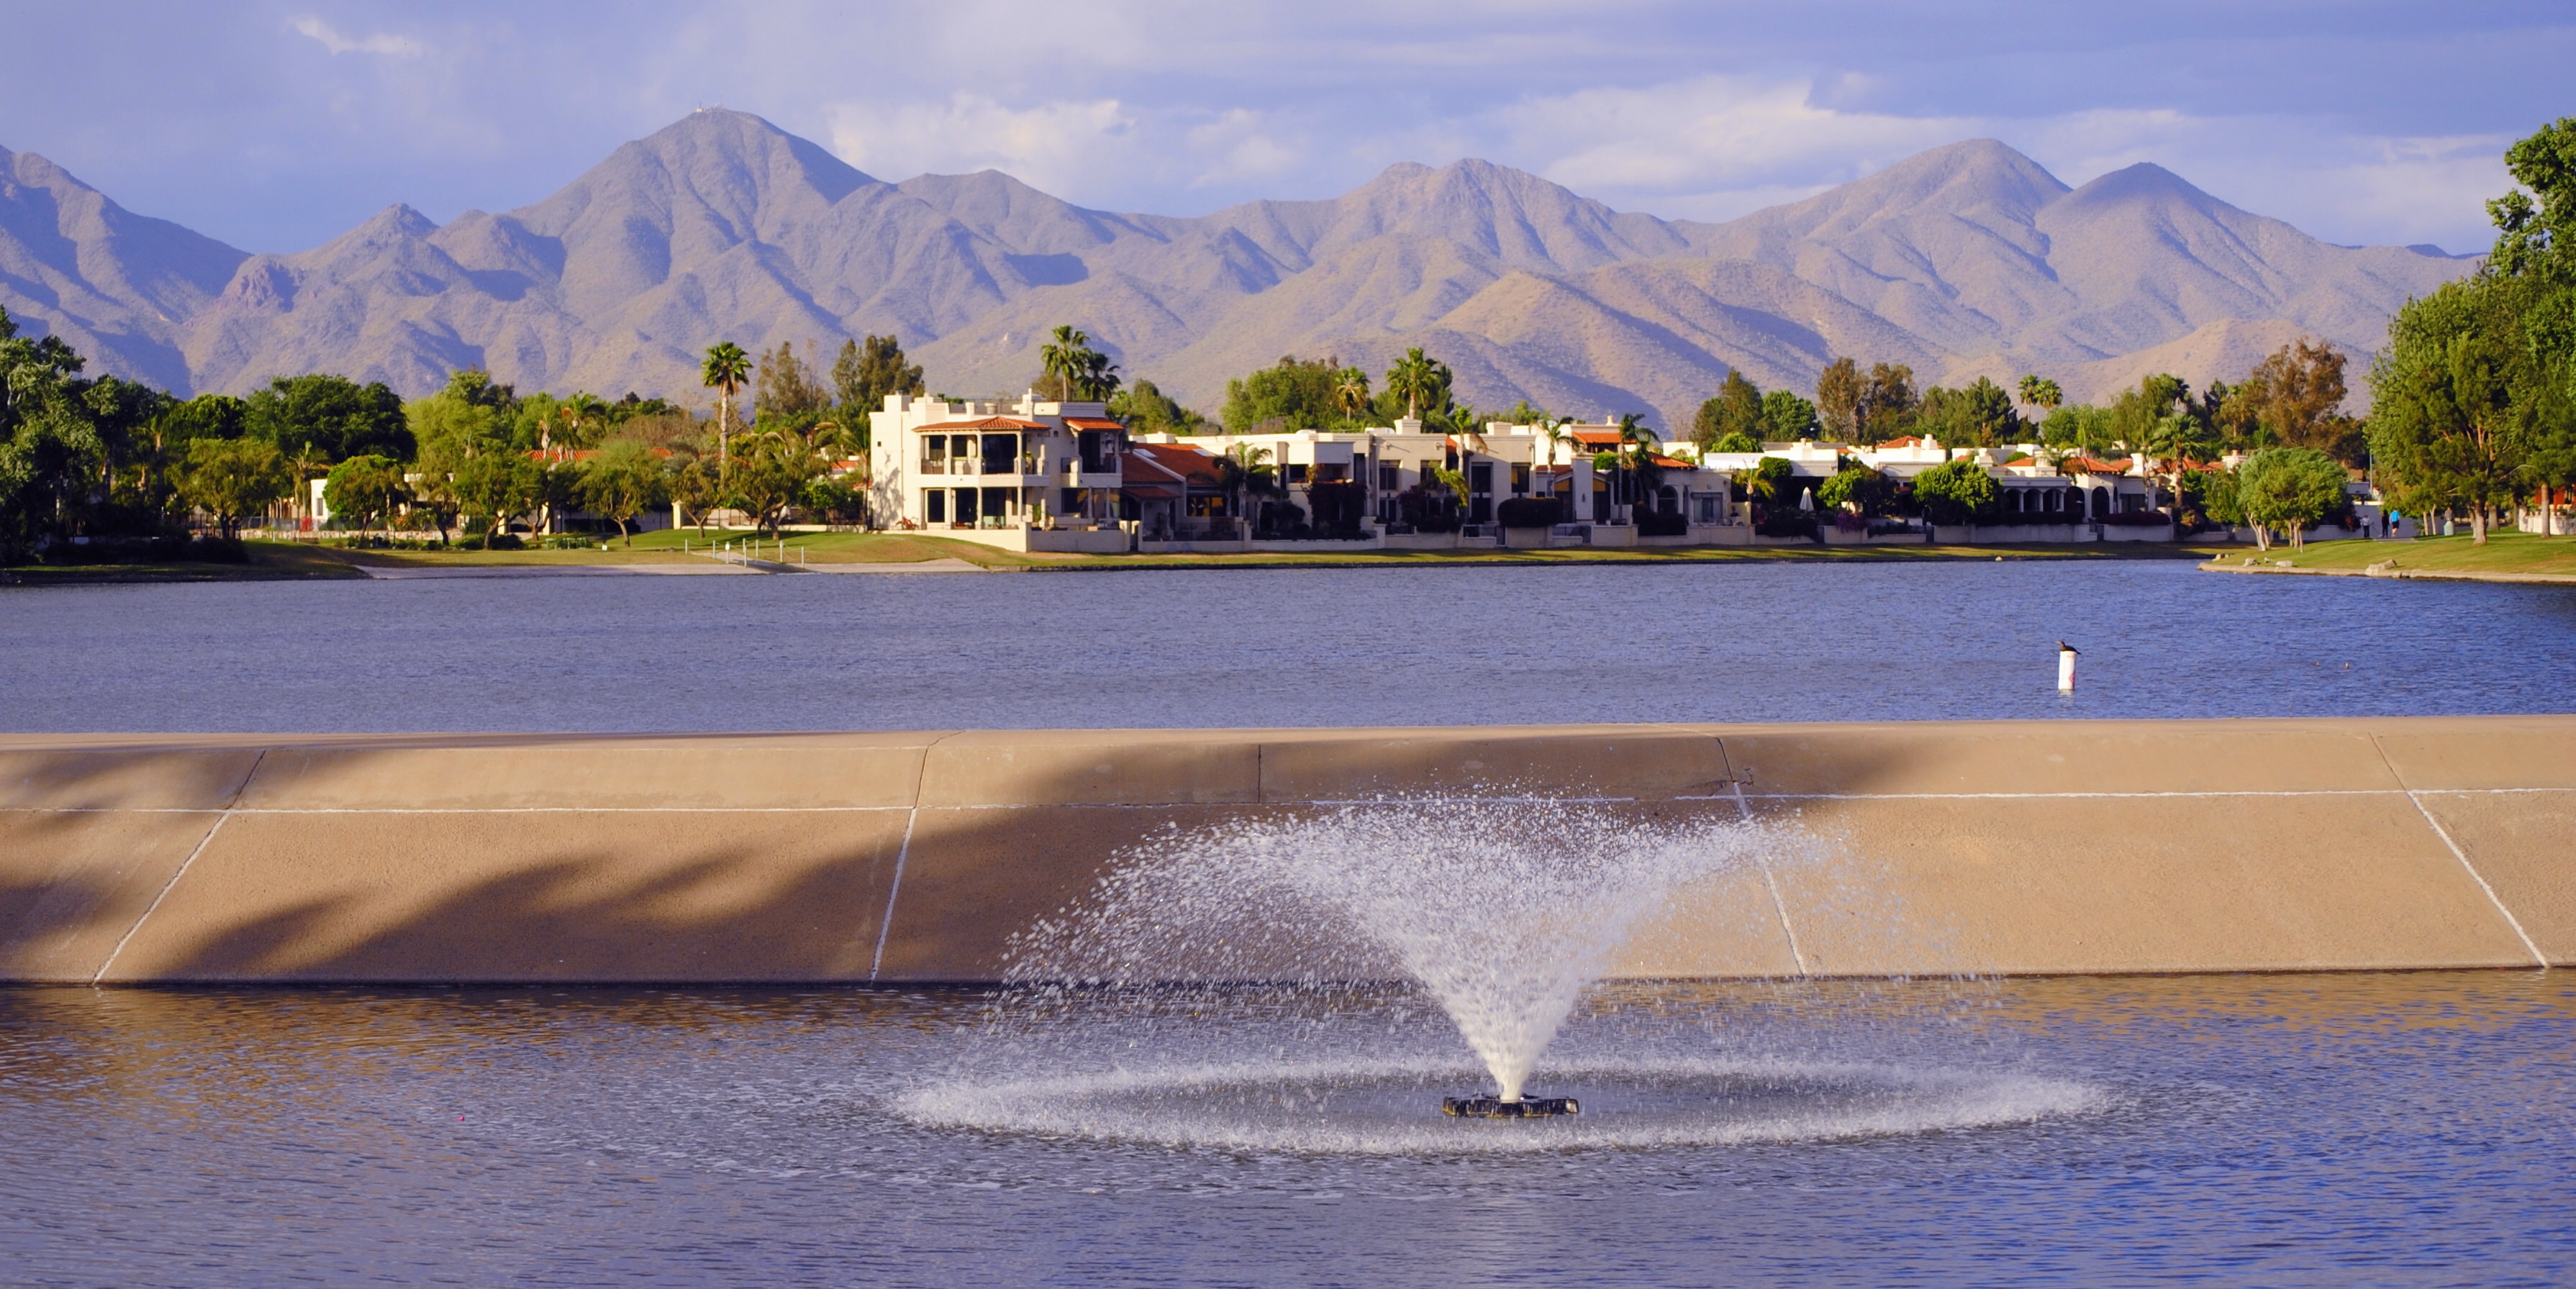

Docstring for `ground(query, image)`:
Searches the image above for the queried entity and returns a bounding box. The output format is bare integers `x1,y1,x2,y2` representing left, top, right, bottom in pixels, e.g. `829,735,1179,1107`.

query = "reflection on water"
3,973,2570,1285
6,560,2573,732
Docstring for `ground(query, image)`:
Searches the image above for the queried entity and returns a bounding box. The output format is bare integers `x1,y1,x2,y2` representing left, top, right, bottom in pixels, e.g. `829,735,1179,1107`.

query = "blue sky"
3,1,2566,255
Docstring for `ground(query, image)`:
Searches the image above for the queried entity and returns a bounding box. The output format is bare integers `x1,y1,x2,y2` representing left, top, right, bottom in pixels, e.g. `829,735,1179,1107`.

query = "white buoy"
2057,641,2079,692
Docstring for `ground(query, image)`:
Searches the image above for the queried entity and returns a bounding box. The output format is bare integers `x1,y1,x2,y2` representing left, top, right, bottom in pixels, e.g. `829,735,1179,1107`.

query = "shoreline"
10,539,2233,583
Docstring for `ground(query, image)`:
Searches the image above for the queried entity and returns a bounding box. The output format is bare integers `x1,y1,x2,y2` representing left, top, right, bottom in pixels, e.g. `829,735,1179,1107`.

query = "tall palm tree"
1387,347,1441,422
702,342,750,468
1040,326,1089,401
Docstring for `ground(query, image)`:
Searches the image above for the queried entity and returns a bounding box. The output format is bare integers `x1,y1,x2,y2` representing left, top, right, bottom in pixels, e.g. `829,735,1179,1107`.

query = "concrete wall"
3,718,2567,985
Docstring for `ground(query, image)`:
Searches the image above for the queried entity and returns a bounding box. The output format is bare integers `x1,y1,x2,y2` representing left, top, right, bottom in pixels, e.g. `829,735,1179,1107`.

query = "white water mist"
1005,801,1794,1103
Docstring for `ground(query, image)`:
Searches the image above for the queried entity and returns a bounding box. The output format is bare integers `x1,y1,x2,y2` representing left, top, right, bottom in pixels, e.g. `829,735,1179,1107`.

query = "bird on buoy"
2056,640,2078,655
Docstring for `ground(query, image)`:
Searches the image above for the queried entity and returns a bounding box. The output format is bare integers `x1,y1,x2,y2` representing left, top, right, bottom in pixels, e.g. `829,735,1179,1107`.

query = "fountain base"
1441,1095,1579,1119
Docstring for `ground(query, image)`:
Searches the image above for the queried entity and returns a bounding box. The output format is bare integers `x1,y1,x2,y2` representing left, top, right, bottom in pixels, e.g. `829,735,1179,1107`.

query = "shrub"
1636,508,1688,536
1497,496,1565,527
1912,457,2000,525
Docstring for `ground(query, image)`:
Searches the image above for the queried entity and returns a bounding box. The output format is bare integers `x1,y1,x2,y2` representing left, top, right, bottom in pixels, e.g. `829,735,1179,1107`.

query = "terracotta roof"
1569,430,1624,446
1649,455,1692,469
1123,442,1221,488
1875,435,1931,449
1061,416,1125,430
917,416,1046,431
2063,456,2133,474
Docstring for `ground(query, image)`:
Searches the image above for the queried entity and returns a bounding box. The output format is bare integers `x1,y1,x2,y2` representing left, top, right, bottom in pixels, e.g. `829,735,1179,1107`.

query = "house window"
1380,465,1400,491
925,491,947,523
981,434,1017,475
1694,494,1721,523
1469,463,1492,494
923,435,948,474
953,488,979,524
1187,494,1228,518
1510,465,1530,495
1285,463,1310,484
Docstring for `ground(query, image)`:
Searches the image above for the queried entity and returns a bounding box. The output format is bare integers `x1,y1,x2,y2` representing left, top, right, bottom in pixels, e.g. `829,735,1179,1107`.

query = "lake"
4,560,2572,732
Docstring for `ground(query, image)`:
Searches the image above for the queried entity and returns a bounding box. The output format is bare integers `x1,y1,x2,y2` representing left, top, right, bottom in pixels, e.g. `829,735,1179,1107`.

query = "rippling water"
3,974,2570,1286
4,560,2572,731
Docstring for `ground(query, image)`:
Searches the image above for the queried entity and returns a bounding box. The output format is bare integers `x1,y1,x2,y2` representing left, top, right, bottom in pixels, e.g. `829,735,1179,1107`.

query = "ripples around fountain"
902,1056,2107,1155
903,800,2108,1154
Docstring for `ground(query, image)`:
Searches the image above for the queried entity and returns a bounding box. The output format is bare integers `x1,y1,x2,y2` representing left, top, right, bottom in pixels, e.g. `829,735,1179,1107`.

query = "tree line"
0,322,930,560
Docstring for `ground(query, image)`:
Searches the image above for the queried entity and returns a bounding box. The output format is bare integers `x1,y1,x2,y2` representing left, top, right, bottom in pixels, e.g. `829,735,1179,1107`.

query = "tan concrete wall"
1,719,2566,984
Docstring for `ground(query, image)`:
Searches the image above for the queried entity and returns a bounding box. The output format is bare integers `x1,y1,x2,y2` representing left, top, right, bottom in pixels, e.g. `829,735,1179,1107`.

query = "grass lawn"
2205,531,2576,579
4,539,368,584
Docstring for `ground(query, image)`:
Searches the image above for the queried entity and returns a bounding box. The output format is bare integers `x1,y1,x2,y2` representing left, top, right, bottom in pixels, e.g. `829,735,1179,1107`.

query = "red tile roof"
1569,430,1624,446
1061,416,1124,430
917,416,1047,431
1123,442,1221,488
2063,456,2133,474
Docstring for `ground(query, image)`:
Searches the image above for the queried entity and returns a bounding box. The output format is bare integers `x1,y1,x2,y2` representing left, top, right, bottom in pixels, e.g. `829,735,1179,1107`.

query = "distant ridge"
0,112,2477,424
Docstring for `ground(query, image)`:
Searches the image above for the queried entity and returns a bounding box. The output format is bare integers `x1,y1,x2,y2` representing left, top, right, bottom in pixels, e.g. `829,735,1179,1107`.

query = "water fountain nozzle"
1442,1095,1579,1119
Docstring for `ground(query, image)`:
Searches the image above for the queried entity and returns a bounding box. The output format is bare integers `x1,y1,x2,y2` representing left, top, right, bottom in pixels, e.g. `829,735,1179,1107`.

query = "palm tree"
1386,347,1441,422
702,342,750,468
1040,326,1089,401
1217,442,1274,534
1075,347,1122,400
1334,368,1371,426
1617,413,1663,519
2143,410,2215,524
2018,374,2063,419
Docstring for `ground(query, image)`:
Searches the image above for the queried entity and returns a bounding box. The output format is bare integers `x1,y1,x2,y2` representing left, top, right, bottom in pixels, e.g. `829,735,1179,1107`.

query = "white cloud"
825,94,1136,191
1502,75,1977,196
290,16,424,58
1470,73,2508,251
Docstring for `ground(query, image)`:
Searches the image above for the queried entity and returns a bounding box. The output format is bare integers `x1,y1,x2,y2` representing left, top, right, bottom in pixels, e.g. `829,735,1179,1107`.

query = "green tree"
1761,390,1820,440
175,436,291,539
2234,447,2349,550
1709,431,1761,452
830,334,925,433
1692,371,1764,450
1856,363,1919,442
323,454,409,539
1220,356,1345,432
1912,457,1999,527
1107,379,1208,434
245,374,411,464
454,451,541,545
581,440,671,545
1815,460,1894,516
726,428,825,537
1815,356,1862,439
2369,274,2532,543
0,309,108,557
1917,376,2022,447
754,340,832,424
702,341,750,466
2223,340,2364,463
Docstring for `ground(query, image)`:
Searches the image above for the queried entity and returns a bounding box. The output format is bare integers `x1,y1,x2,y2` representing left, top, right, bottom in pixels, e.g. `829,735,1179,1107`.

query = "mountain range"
0,109,2477,428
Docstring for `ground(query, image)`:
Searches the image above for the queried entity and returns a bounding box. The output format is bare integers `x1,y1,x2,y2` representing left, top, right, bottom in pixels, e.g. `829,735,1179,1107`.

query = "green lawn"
2206,531,2576,579
4,539,368,583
